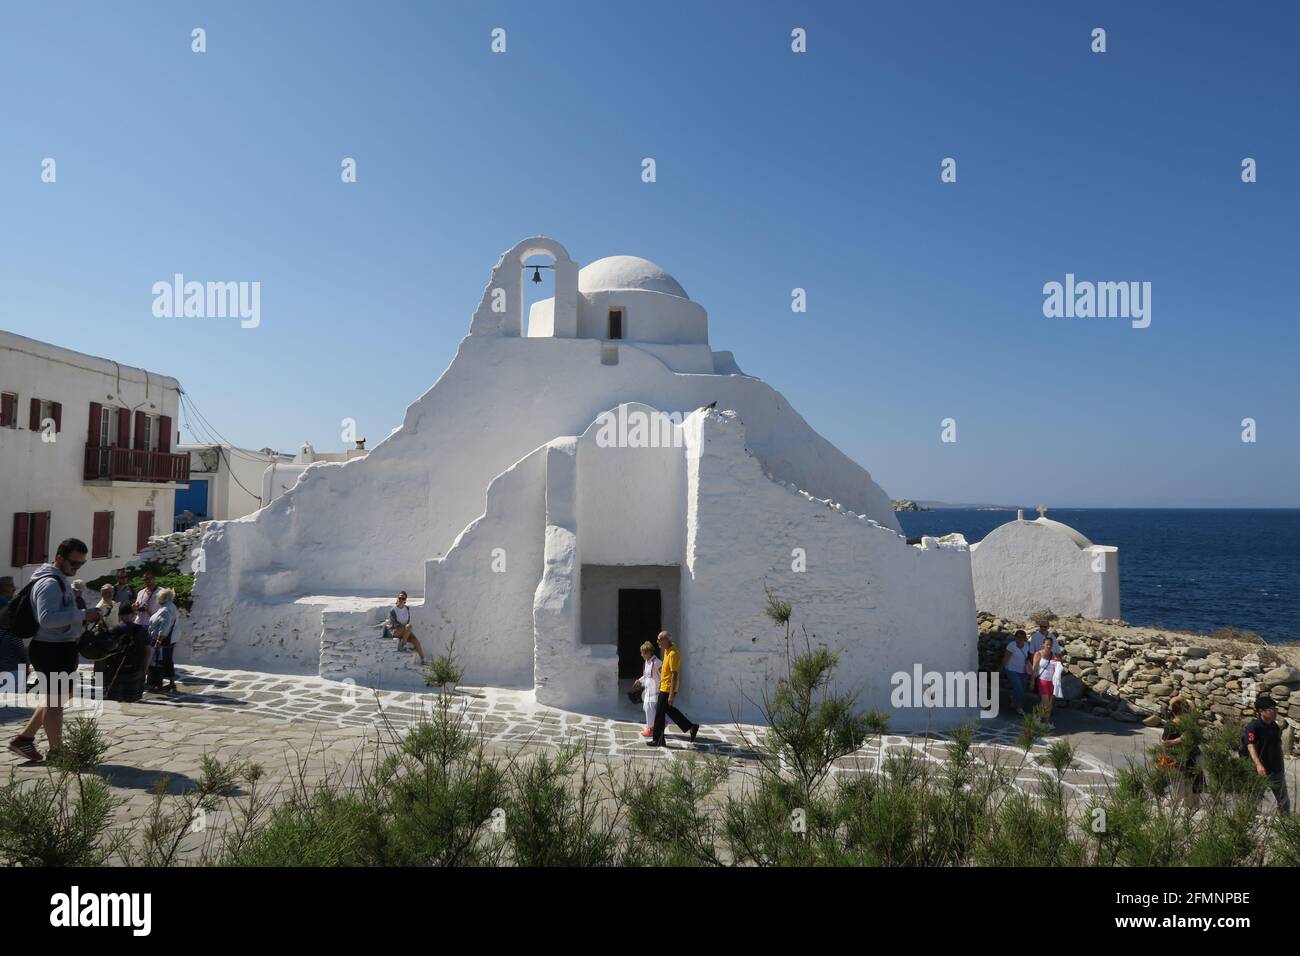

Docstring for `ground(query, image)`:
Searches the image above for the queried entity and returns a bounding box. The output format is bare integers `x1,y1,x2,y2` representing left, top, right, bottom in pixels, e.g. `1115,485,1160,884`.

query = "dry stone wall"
978,612,1298,755
127,524,207,572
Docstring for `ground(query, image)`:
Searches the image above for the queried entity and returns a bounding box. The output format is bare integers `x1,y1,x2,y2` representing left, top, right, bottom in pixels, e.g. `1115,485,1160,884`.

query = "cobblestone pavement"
0,664,1151,864
2,664,1121,805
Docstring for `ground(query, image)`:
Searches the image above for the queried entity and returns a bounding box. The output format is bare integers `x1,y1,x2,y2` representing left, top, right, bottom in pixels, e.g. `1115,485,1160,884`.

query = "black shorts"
27,640,81,705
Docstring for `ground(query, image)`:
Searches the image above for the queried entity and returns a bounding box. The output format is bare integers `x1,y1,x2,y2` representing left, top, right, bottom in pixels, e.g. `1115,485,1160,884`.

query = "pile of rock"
128,523,208,573
978,611,1298,754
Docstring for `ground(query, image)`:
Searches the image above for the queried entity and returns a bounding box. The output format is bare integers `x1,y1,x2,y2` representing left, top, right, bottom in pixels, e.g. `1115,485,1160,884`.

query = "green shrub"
973,790,1085,866
424,654,464,692
424,635,465,691
619,757,728,866
226,699,508,866
86,562,194,611
54,716,112,774
762,644,869,801
504,745,620,866
0,770,122,866
1200,722,1269,797
1269,811,1300,866
223,789,379,866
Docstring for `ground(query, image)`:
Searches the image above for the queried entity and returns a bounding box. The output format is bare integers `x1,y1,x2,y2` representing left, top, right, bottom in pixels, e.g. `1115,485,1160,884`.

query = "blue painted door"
175,478,209,518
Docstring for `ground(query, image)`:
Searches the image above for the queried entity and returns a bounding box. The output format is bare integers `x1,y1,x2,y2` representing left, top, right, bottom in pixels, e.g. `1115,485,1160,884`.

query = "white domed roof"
1034,517,1094,548
578,255,688,299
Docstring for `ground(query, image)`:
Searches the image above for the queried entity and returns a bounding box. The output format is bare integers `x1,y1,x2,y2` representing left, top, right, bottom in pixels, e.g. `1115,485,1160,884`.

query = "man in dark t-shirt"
1245,696,1290,813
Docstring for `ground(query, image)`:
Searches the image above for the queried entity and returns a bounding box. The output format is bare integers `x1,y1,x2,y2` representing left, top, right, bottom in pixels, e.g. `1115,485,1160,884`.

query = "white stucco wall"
189,236,925,712
676,410,978,728
621,343,718,374
189,238,901,669
577,289,709,345
969,517,1120,620
401,402,975,726
576,412,685,566
416,447,547,688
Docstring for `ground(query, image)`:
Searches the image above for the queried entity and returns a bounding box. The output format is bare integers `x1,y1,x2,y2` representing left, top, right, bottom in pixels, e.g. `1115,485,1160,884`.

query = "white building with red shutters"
0,330,189,583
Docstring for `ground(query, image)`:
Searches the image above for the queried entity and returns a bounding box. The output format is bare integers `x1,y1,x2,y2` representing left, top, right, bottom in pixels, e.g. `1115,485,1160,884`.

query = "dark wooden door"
617,588,661,679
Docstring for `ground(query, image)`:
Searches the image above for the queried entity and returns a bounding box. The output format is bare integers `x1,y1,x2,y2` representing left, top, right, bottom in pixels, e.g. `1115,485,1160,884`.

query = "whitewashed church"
970,509,1120,621
188,237,979,726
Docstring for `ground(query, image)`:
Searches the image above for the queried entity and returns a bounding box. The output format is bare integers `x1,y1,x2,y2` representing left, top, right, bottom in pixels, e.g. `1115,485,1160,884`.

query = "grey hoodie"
31,563,85,644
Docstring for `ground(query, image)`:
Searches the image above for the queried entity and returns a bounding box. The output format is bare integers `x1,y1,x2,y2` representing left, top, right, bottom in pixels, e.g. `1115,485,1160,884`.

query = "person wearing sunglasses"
7,538,101,764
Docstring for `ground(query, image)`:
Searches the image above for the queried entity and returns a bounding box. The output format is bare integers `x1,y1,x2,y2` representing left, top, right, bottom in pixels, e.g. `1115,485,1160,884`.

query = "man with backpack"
4,538,102,764
1245,695,1290,813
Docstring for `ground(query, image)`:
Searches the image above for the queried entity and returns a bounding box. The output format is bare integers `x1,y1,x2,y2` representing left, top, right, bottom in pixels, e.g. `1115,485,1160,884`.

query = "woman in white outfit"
634,641,661,738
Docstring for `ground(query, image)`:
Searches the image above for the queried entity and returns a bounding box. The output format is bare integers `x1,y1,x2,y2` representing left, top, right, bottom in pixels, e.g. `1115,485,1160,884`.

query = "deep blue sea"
895,509,1300,644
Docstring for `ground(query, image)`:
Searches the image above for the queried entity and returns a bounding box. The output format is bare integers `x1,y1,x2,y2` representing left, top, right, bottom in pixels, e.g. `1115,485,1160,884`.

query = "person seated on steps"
385,591,425,665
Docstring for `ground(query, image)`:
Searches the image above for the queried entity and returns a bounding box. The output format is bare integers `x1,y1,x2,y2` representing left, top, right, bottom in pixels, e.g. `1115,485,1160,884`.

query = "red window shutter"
29,398,41,431
136,510,154,553
116,407,130,447
88,401,103,446
0,393,13,427
92,512,112,559
52,402,62,433
11,513,29,567
159,415,172,453
29,512,50,564
134,411,147,450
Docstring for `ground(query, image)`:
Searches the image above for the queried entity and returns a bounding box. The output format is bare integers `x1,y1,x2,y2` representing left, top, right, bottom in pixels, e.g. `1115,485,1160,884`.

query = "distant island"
904,500,1024,511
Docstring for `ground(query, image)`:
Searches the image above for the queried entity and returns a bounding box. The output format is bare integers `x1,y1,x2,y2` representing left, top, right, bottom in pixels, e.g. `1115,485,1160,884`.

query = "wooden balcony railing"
84,444,190,483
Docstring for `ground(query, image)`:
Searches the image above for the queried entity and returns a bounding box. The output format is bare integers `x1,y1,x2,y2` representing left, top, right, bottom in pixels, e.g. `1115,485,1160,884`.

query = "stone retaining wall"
978,612,1298,754
128,524,208,572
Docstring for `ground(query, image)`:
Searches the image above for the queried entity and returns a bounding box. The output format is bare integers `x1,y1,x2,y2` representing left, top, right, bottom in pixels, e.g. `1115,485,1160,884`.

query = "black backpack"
0,574,66,640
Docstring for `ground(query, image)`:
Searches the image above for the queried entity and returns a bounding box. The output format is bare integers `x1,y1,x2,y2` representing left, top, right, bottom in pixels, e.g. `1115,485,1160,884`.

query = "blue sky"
2,1,1296,507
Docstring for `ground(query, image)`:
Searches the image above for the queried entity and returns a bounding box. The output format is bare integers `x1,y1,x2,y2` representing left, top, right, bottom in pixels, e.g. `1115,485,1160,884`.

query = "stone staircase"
317,597,429,691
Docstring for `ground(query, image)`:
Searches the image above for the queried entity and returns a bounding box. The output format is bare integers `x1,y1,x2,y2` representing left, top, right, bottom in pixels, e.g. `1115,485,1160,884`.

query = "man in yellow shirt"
648,630,700,746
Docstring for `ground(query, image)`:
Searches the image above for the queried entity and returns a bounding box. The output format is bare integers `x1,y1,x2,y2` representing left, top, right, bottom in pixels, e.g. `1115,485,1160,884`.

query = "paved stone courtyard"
1,664,1136,807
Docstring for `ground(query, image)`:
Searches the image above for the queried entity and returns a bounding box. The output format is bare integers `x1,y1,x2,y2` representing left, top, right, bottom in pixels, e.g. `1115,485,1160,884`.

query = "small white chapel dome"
578,255,689,300
1034,517,1094,549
